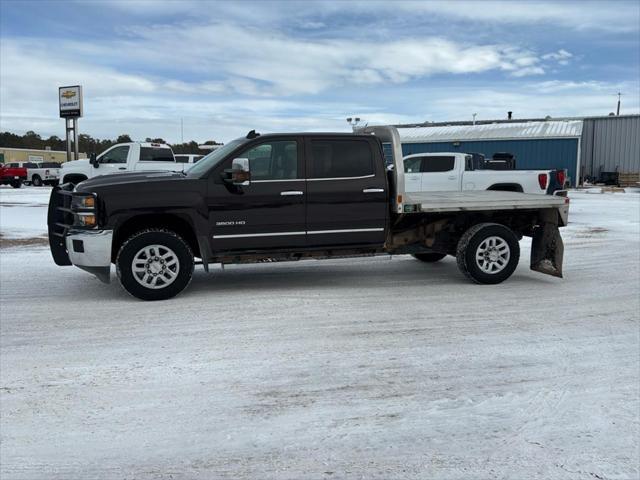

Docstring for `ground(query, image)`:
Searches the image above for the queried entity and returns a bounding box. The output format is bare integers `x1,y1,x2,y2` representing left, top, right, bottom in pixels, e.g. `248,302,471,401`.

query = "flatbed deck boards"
405,190,567,213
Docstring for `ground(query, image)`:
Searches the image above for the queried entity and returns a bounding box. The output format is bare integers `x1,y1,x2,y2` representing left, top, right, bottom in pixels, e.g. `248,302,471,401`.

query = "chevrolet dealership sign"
59,85,83,118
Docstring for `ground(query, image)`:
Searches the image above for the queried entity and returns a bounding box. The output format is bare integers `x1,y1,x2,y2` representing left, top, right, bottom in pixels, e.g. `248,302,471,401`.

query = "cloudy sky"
1,0,639,143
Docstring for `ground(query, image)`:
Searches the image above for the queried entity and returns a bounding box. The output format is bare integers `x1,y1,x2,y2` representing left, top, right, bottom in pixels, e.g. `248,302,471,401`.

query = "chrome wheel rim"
131,244,180,289
475,236,510,274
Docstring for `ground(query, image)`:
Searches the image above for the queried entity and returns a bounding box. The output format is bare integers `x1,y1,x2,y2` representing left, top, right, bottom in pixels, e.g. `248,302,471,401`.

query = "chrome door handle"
363,188,385,193
280,191,304,196
447,176,456,180
118,167,127,170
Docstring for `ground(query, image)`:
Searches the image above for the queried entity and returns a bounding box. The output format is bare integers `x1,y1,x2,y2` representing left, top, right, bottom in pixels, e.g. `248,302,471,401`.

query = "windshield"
185,138,247,177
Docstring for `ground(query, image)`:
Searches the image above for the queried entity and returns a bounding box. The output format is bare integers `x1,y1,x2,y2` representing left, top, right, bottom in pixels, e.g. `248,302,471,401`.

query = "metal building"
389,114,639,187
579,115,640,182
393,120,583,186
0,147,86,165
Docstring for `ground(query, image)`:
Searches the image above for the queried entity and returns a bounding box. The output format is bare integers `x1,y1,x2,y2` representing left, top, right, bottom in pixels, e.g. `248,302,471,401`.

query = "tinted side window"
140,147,174,162
42,162,60,168
421,156,455,173
404,157,422,173
23,162,38,168
240,141,298,180
174,155,189,163
101,146,130,164
311,140,373,178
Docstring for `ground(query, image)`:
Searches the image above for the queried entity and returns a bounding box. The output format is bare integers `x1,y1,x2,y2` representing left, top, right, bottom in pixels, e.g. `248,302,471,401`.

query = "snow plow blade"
530,223,564,278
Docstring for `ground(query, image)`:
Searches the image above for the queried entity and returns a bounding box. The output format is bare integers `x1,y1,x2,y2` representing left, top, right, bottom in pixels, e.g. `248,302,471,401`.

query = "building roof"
0,147,71,153
397,120,583,143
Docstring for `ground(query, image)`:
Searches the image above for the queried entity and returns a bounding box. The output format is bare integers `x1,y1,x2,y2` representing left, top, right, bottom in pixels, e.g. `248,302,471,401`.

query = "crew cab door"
94,144,132,176
305,137,387,246
404,156,423,192
207,138,306,251
418,155,460,191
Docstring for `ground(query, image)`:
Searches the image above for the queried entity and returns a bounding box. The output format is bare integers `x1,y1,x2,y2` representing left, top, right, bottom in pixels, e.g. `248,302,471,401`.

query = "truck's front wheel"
116,229,194,301
456,223,520,284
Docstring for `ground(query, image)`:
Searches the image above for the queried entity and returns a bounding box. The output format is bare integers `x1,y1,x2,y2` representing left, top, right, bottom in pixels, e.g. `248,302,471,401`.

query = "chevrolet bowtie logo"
61,90,76,99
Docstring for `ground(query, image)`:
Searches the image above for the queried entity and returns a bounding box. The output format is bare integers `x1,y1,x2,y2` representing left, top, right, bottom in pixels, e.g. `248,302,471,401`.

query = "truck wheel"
32,175,43,187
412,252,447,262
456,223,520,284
10,180,22,189
116,229,194,301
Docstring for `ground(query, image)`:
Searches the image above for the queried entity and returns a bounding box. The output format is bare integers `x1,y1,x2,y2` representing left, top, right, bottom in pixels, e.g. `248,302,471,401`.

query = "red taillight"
538,173,548,190
556,170,565,187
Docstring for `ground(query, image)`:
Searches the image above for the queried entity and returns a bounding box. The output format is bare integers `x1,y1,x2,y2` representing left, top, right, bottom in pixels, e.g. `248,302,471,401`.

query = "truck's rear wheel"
412,252,447,262
116,229,194,301
456,223,520,284
10,180,22,189
32,175,43,187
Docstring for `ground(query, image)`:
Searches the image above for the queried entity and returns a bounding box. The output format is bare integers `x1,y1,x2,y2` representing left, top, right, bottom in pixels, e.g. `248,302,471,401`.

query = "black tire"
116,229,194,301
412,252,447,262
32,175,43,187
10,180,22,189
456,223,520,284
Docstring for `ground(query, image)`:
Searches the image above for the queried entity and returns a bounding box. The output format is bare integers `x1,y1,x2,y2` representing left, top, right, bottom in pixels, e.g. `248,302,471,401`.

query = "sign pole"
66,118,73,162
73,118,79,161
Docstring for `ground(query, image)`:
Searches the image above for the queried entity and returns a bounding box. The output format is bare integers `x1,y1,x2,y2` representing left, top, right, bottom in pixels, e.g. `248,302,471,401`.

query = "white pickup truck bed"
405,190,568,215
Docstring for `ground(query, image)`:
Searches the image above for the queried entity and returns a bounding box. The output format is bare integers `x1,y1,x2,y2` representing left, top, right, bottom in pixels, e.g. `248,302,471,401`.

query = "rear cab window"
310,139,374,178
421,156,455,173
140,147,174,162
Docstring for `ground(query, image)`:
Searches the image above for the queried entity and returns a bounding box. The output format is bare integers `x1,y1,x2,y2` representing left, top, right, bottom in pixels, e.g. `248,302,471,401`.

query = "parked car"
60,142,182,185
403,152,567,195
0,164,28,188
48,126,569,301
7,162,61,186
174,154,204,164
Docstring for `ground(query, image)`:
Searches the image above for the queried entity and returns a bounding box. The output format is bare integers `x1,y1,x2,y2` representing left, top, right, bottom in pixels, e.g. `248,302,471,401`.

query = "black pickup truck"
48,126,569,300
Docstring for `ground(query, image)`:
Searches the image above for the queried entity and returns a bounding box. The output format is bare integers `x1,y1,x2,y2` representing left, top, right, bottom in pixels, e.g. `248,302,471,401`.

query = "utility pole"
616,92,622,116
472,113,477,125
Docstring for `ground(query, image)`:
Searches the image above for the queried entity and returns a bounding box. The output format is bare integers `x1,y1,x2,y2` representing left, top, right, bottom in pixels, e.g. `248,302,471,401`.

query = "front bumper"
66,229,113,267
47,184,112,283
65,229,113,283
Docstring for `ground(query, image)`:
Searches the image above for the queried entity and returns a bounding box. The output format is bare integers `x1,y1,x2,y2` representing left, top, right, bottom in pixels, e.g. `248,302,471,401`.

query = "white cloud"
0,4,637,143
103,0,640,33
111,24,555,94
387,1,639,33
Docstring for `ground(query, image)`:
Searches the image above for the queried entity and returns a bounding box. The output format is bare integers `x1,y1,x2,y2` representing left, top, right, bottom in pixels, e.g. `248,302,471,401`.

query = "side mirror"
90,153,99,168
225,158,251,186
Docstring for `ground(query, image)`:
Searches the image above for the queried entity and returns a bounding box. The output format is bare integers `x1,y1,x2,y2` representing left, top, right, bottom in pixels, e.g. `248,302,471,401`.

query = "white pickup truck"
403,152,566,195
7,161,61,186
60,142,185,185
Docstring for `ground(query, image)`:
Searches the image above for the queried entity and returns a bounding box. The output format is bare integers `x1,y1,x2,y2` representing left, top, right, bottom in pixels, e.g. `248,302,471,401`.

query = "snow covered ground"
1,186,638,479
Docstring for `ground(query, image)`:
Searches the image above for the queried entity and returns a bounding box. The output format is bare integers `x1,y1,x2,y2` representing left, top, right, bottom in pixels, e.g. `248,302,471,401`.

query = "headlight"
71,193,98,228
71,194,95,209
76,213,97,227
